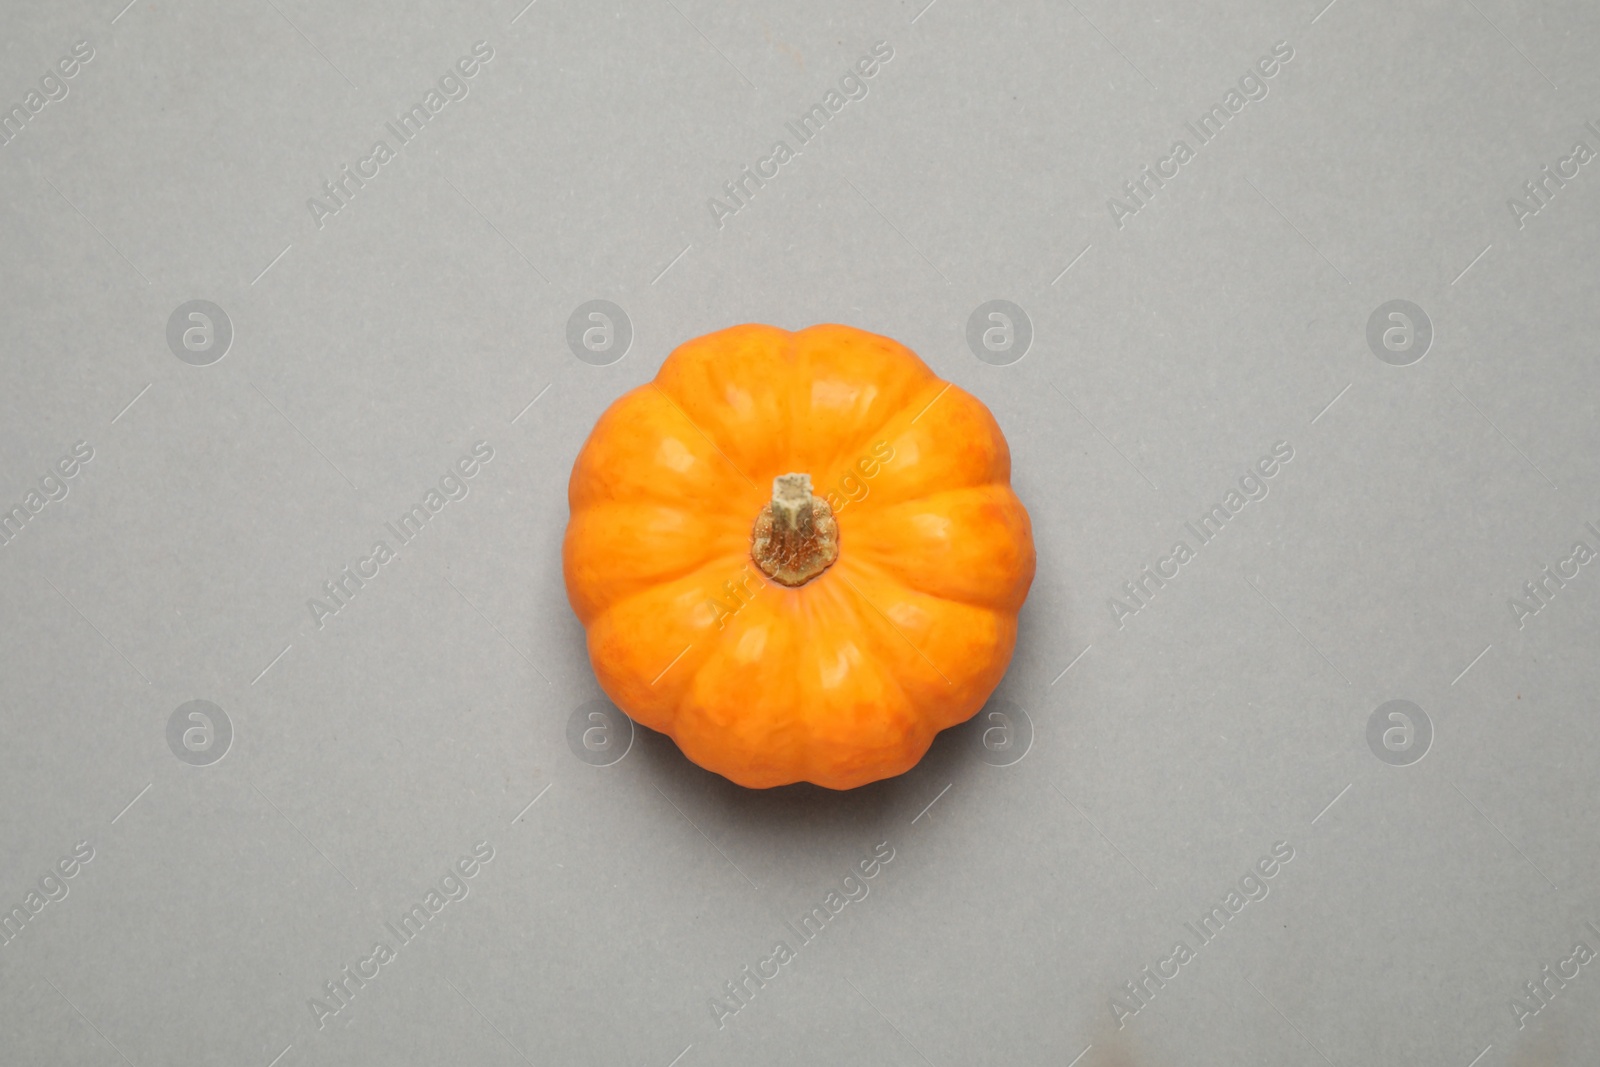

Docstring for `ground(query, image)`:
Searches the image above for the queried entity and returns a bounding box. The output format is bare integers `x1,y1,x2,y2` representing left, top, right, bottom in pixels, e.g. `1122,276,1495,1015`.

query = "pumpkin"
562,323,1035,789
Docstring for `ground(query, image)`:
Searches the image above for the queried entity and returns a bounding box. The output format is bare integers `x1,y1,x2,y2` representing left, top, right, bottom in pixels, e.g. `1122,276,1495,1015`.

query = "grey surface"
2,0,1598,1064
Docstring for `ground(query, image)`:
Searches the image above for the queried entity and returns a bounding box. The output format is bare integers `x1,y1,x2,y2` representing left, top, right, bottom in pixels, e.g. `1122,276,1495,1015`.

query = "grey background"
1,0,1597,1064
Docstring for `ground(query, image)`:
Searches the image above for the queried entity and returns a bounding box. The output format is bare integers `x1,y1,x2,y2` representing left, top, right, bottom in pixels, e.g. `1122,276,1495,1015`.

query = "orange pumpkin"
562,323,1035,789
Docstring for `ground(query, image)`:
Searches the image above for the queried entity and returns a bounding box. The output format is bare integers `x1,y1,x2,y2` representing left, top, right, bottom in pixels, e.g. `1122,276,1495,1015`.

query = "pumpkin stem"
751,473,839,587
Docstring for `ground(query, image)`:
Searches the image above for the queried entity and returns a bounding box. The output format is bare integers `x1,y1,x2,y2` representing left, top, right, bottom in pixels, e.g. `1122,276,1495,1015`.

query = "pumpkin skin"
562,323,1035,789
